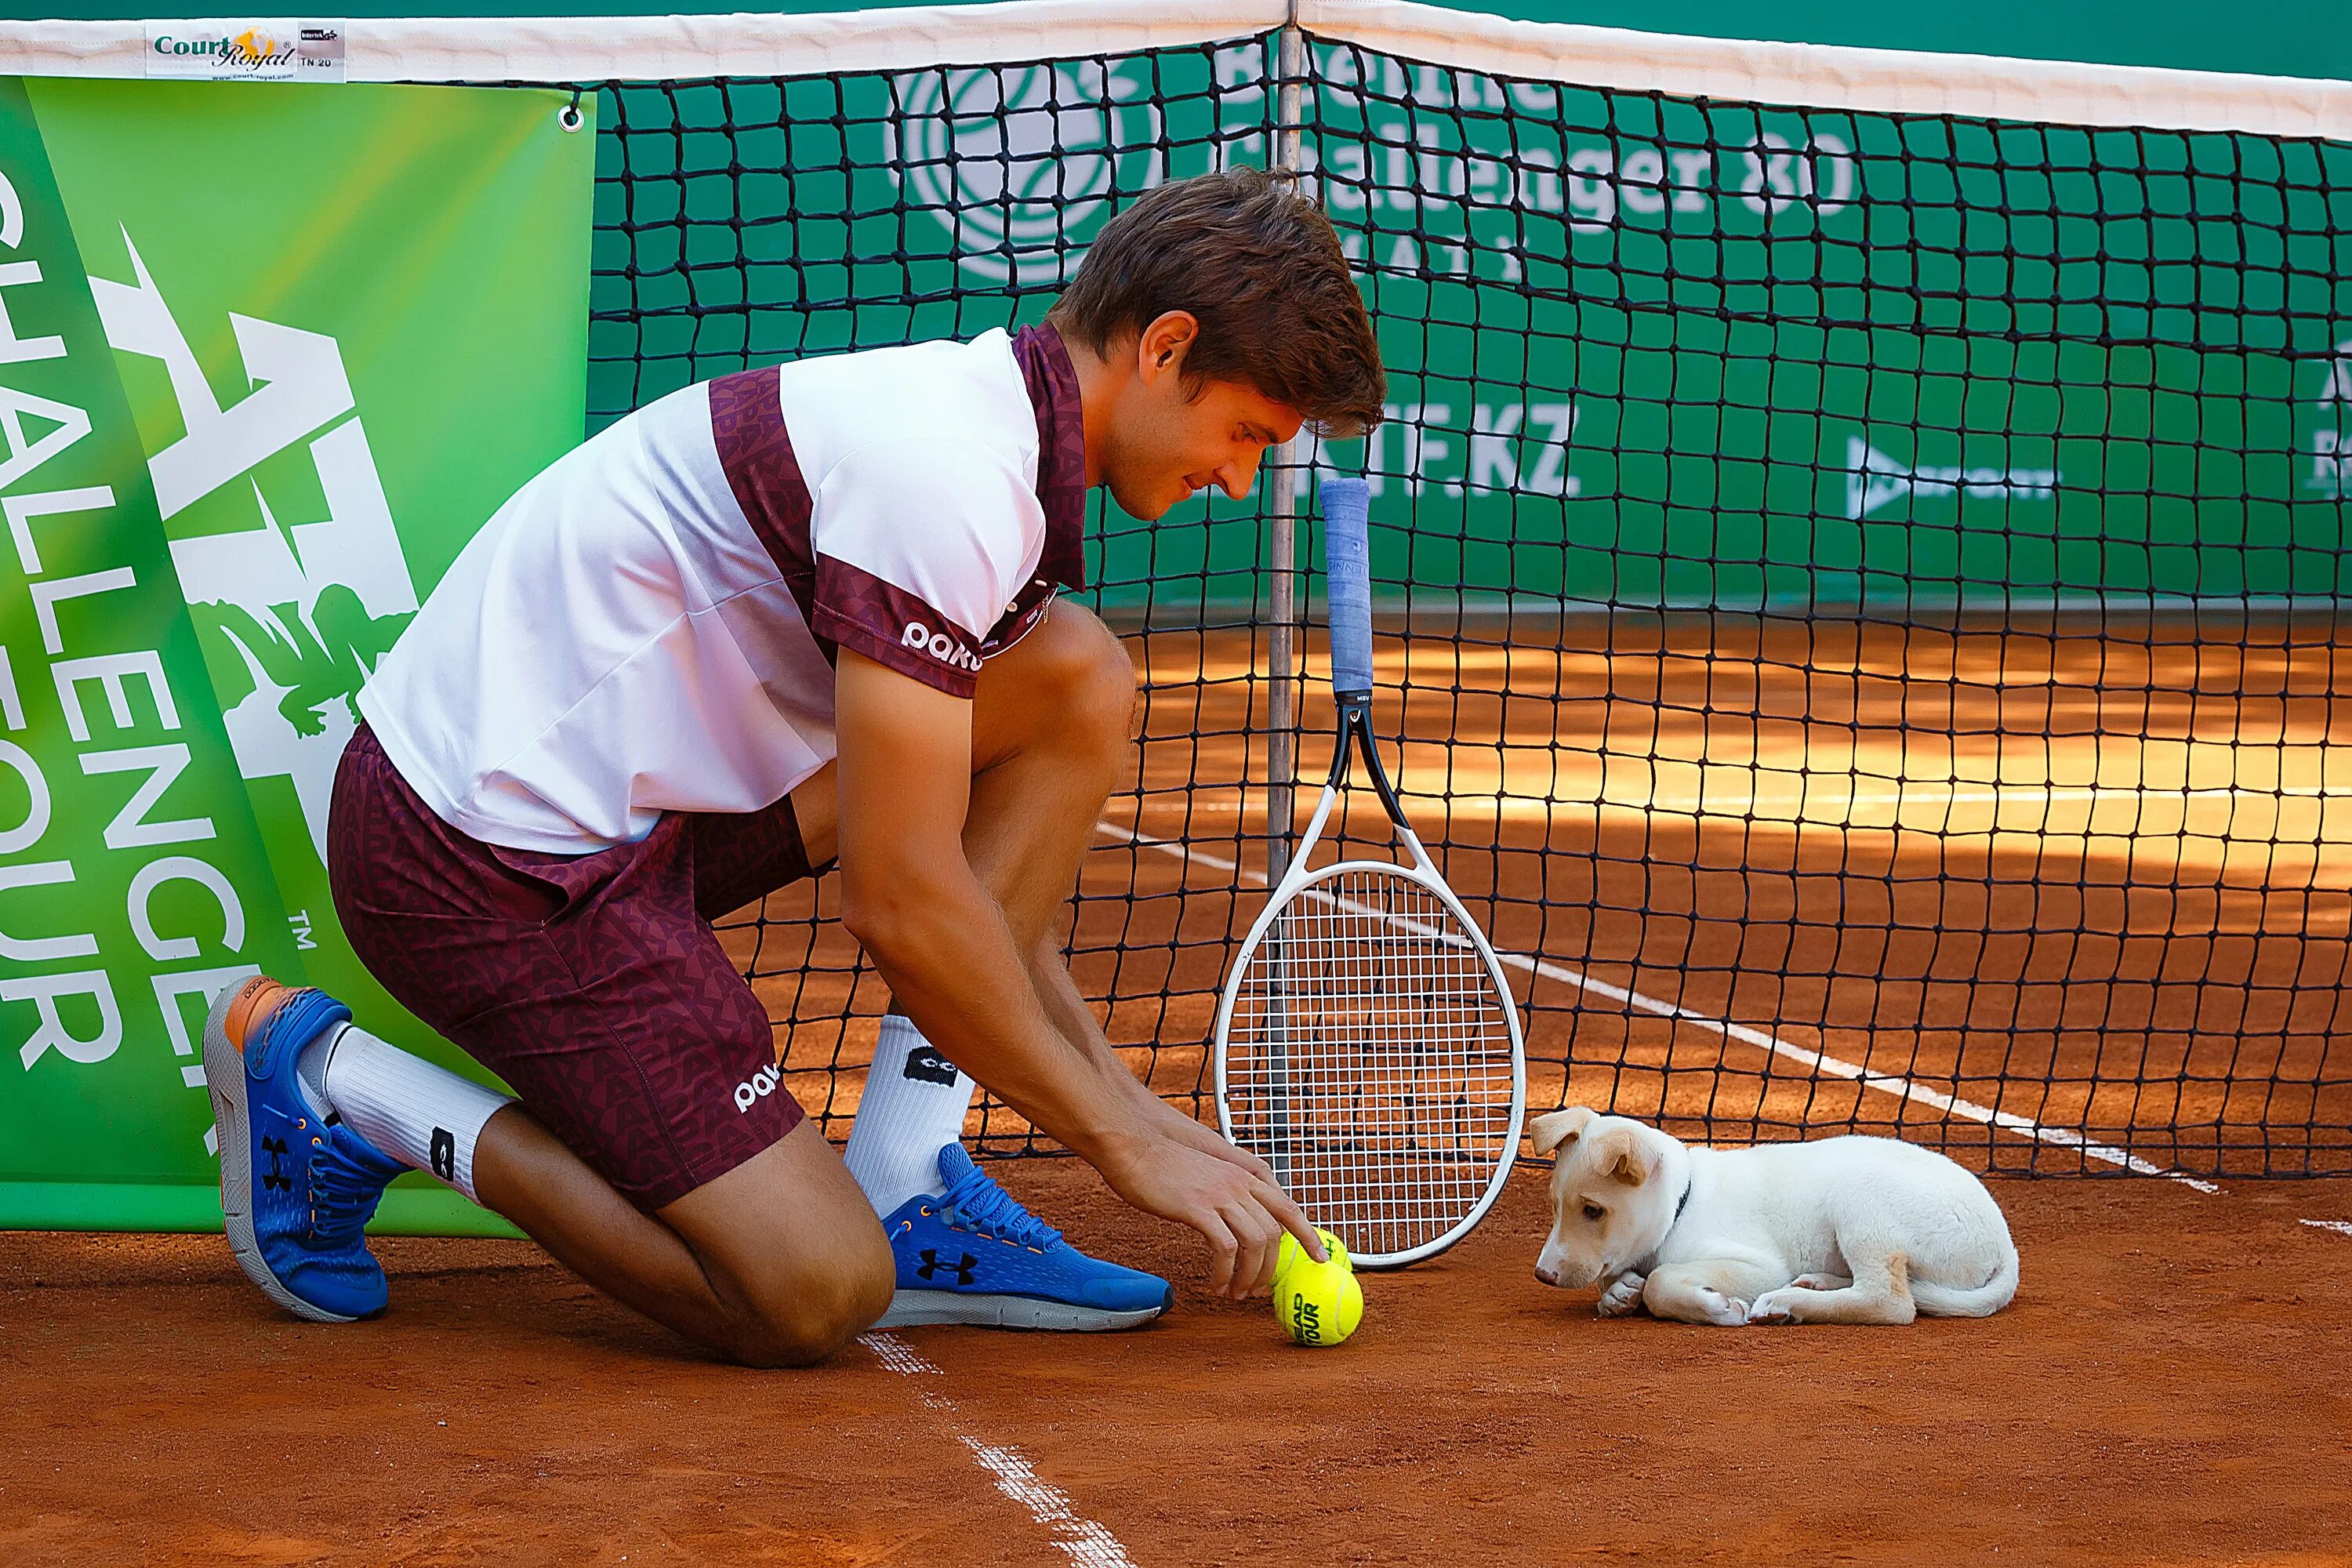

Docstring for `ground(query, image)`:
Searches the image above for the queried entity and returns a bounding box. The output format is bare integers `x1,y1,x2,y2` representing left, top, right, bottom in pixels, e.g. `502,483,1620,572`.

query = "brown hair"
1046,168,1386,438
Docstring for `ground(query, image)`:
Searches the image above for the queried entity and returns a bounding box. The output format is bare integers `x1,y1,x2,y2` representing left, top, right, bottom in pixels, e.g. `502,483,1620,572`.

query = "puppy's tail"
1909,1229,2020,1317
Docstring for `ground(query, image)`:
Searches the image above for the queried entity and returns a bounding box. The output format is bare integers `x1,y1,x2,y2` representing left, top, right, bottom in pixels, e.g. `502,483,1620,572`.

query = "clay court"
9,620,2347,1565
6,1167,2350,1564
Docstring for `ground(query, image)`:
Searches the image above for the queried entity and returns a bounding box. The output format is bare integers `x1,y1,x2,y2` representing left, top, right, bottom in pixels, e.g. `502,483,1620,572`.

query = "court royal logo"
888,62,1165,285
144,20,347,82
901,619,984,675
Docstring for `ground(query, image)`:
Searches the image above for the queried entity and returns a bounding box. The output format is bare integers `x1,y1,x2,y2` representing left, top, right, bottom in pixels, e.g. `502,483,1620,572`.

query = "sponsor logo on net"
1845,436,2058,519
735,1063,784,1113
902,619,984,674
145,20,346,82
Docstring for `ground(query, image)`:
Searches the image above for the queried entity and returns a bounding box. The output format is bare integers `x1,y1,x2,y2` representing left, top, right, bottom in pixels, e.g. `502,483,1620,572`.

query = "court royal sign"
0,76,589,1233
143,20,347,82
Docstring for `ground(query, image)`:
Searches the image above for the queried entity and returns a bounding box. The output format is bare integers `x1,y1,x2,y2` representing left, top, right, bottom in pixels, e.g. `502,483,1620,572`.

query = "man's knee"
724,1237,895,1369
1023,602,1138,745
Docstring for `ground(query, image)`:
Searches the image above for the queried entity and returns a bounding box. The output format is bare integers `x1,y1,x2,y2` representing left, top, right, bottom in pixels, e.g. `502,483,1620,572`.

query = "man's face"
1096,315,1306,521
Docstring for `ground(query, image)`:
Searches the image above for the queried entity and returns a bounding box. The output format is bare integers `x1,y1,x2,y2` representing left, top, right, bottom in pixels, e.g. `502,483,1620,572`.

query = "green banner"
0,78,591,1233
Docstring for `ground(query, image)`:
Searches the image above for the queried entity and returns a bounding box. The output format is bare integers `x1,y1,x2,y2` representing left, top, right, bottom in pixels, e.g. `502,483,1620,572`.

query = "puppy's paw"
1790,1272,1851,1292
1595,1272,1647,1317
1747,1288,1802,1324
1693,1287,1751,1327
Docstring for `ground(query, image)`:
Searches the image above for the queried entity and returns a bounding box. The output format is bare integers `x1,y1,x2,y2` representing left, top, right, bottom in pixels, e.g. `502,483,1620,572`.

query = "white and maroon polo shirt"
357,325,1089,855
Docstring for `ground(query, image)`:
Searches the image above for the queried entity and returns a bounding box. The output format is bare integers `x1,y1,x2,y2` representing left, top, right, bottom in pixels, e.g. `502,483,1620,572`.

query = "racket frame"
1213,691,1529,1269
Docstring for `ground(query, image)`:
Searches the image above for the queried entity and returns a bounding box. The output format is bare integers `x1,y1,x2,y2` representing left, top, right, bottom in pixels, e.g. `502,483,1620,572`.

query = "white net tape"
1225,867,1519,1259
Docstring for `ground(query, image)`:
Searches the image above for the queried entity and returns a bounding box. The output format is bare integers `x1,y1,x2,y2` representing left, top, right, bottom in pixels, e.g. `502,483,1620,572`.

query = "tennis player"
200,168,1388,1366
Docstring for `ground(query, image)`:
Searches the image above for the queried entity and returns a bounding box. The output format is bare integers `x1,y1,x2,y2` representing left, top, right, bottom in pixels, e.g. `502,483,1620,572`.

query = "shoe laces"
938,1158,1062,1251
308,1129,394,1251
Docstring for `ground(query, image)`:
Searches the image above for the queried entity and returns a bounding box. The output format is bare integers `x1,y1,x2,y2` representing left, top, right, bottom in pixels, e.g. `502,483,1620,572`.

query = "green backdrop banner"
0,78,591,1234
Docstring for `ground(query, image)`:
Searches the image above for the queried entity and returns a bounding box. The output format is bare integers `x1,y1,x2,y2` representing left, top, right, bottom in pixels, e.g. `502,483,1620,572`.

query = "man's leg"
212,975,894,1366
800,597,1139,1209
477,1112,893,1366
220,722,898,1365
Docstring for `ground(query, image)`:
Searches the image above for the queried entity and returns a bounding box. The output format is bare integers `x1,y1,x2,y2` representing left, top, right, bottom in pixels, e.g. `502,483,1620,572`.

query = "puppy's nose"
1534,1264,1559,1287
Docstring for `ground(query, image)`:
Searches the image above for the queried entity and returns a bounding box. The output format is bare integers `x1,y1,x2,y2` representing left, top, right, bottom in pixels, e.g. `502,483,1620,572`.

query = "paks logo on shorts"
888,62,1165,286
901,619,983,675
733,1062,784,1113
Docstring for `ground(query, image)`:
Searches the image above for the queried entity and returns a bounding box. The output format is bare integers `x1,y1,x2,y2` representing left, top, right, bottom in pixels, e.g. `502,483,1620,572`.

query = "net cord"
5,0,2348,139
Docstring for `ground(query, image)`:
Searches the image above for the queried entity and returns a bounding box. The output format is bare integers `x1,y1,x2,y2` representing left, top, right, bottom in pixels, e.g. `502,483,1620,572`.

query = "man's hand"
1090,1120,1325,1299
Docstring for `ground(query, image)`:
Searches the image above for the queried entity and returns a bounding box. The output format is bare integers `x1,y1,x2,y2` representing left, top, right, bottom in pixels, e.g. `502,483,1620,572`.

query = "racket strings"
1227,867,1519,1258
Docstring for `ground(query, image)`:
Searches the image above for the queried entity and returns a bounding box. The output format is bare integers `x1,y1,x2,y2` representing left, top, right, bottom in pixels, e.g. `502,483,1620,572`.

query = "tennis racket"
1213,477,1526,1269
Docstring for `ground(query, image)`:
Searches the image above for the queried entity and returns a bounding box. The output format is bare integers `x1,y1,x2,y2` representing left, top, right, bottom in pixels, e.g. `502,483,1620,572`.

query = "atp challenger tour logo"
891,62,1165,286
91,235,420,866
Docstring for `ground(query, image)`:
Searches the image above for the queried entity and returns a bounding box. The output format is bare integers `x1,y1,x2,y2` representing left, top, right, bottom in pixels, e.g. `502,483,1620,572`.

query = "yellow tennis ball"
1276,1228,1350,1283
1273,1235,1363,1348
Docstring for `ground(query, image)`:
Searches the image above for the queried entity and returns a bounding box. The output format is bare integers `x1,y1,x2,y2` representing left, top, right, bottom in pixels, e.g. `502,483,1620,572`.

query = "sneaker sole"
873,1290,1169,1332
203,980,363,1326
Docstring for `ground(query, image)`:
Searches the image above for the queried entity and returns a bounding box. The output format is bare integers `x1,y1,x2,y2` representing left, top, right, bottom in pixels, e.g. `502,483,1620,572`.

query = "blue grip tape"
1320,477,1374,697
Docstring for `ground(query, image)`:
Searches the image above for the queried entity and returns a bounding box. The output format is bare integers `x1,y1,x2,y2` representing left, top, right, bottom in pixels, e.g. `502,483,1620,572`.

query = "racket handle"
1321,476,1374,700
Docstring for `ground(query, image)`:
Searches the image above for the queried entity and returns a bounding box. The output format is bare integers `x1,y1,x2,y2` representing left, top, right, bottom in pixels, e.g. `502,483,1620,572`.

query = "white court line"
1098,820,2223,1196
864,1333,1139,1568
2303,1219,2352,1239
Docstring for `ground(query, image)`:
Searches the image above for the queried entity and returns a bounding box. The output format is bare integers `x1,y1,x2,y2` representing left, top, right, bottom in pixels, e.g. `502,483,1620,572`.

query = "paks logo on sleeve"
145,21,347,82
901,619,984,675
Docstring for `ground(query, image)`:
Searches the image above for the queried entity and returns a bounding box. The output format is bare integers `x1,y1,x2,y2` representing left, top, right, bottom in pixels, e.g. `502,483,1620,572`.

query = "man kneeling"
201,169,1385,1364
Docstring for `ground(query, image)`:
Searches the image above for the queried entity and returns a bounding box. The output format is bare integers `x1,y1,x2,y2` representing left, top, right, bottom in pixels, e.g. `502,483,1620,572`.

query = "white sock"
843,1014,977,1218
298,1025,513,1205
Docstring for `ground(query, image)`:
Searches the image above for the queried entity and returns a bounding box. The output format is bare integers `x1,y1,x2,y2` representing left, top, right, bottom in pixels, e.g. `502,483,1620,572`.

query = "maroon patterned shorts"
326,725,818,1210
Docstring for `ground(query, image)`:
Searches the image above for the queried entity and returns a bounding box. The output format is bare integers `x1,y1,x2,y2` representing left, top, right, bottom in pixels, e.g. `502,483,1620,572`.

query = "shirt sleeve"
806,437,1038,699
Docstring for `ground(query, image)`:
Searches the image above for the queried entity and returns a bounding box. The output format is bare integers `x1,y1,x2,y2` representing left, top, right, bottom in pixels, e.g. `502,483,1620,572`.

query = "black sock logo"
916,1249,978,1286
902,1045,959,1087
430,1128,456,1182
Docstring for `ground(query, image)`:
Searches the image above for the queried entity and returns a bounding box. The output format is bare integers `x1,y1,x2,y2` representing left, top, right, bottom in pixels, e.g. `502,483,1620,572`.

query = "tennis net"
21,0,2348,1175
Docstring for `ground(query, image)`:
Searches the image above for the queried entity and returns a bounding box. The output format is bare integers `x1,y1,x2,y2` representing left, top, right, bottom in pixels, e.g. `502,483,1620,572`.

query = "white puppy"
1530,1108,2018,1326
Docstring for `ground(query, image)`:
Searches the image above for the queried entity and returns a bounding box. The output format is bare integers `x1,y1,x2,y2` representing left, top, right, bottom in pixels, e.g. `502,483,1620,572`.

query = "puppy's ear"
1591,1127,1657,1187
1530,1105,1597,1156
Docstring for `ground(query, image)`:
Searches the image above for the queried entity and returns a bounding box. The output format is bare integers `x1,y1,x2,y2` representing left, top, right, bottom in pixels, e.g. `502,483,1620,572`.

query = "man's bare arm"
833,649,1318,1295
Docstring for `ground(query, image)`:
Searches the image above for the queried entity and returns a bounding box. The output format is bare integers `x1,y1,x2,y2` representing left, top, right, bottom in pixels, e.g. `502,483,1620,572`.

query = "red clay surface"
6,1164,2350,1566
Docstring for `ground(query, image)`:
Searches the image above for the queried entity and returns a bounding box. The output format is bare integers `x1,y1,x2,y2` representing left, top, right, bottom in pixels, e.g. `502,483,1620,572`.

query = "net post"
1264,14,1308,888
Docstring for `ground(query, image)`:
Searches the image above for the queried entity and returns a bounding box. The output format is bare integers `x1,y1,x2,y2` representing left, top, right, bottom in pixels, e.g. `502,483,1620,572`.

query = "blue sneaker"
875,1145,1172,1331
202,978,405,1323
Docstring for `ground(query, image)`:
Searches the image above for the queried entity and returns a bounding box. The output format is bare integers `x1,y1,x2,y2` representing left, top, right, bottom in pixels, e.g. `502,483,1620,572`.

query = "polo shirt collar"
1010,322,1089,592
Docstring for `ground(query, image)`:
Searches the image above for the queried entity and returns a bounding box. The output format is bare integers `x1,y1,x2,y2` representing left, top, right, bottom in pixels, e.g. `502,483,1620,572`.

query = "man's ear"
1134,310,1199,380
1589,1126,1657,1187
1530,1105,1597,1156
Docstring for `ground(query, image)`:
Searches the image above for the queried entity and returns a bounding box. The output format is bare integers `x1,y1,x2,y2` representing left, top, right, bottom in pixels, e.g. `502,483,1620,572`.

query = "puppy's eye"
1581,1203,1606,1223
